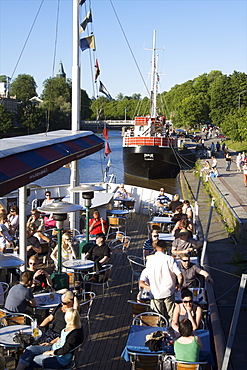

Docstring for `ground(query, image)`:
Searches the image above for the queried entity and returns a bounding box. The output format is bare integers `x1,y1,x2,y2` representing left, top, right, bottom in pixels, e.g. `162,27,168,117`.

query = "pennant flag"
79,35,95,52
104,142,111,157
80,9,92,33
95,59,100,82
99,80,112,100
79,0,86,5
107,158,112,168
102,123,109,140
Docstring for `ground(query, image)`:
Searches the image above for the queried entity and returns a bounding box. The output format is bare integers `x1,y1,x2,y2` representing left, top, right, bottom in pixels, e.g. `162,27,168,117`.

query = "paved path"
181,136,247,370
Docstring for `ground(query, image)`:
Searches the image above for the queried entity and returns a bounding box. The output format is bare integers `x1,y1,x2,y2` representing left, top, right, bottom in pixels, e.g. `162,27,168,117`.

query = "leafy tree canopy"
11,74,37,101
0,104,13,133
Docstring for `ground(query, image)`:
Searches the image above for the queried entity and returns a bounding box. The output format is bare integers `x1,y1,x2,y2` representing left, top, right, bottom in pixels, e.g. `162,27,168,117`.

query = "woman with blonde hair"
50,232,76,270
16,308,83,370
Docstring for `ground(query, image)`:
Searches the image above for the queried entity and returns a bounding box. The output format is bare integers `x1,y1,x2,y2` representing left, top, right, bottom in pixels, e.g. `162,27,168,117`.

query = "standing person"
139,240,183,322
6,205,19,235
221,142,226,152
15,308,83,370
225,152,232,171
243,163,247,187
4,271,36,313
211,156,217,170
215,141,220,152
89,211,107,236
0,214,13,252
236,153,242,172
173,319,202,362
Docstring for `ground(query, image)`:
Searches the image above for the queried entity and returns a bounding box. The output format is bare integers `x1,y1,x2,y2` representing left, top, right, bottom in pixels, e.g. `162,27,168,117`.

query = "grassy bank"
223,140,247,152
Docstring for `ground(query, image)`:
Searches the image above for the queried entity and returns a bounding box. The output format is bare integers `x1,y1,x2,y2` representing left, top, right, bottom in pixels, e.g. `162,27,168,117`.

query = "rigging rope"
11,0,45,80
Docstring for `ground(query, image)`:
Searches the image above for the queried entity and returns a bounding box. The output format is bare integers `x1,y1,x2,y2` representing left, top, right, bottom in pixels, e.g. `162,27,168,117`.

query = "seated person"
26,226,42,258
171,205,183,223
172,229,202,257
179,253,213,288
26,255,53,293
15,308,83,370
28,223,50,244
172,288,202,333
50,232,76,270
156,187,171,209
4,271,36,313
182,200,193,222
39,290,80,343
38,290,79,344
89,211,107,236
142,229,159,259
174,319,202,362
27,208,45,232
85,233,110,281
6,205,19,235
172,215,193,239
115,183,132,198
0,214,13,252
168,194,182,213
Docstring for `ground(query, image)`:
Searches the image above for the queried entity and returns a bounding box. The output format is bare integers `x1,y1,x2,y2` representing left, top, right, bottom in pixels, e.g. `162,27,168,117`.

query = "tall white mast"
70,0,80,230
150,30,157,119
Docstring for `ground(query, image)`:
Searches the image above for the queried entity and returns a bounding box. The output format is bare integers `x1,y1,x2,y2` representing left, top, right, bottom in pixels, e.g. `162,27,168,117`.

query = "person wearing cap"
85,233,110,280
179,253,213,288
139,240,183,322
171,229,202,257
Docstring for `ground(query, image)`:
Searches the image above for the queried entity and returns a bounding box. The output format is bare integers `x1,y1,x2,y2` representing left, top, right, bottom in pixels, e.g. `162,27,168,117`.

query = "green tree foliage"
0,75,8,83
222,107,247,142
0,104,13,133
11,74,37,101
15,101,46,133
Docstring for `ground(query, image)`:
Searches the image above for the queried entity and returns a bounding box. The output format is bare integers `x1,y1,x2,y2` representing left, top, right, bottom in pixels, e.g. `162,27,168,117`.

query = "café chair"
83,264,112,299
108,236,131,262
132,312,168,327
128,351,164,370
42,342,84,370
127,300,150,317
106,216,126,238
106,231,125,241
0,282,9,307
168,358,208,370
147,221,162,235
127,255,145,293
77,291,96,338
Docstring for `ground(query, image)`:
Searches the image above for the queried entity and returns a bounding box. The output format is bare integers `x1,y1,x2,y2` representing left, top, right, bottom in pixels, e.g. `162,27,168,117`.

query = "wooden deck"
77,212,149,369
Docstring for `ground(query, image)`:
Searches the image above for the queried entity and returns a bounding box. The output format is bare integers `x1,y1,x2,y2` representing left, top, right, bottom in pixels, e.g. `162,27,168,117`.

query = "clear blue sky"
0,0,246,100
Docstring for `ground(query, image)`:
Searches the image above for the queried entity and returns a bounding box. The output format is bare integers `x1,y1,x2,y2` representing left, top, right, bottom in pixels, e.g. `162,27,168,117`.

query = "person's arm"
39,314,54,328
33,269,53,288
53,328,84,356
195,335,203,349
100,218,106,234
37,231,50,243
190,239,203,249
139,279,150,291
89,218,98,233
50,246,58,263
171,303,180,332
99,256,108,265
199,269,213,283
176,273,183,291
28,298,36,307
185,304,202,331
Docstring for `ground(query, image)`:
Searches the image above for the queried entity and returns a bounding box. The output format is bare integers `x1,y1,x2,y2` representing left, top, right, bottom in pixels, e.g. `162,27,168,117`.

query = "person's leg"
151,298,164,316
164,293,175,324
17,345,52,369
42,356,67,369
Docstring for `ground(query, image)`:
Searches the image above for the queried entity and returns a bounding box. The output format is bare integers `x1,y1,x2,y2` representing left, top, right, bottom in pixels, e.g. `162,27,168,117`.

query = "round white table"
34,292,62,309
62,259,94,271
0,324,41,347
0,254,24,269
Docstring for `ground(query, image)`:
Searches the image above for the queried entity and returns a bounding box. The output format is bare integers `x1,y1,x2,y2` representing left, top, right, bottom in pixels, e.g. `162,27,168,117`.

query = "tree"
116,93,124,101
0,104,13,133
11,74,37,101
0,75,8,83
41,77,71,103
15,101,46,133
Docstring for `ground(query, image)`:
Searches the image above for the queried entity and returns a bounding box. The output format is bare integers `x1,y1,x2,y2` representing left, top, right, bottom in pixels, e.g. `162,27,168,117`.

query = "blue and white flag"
99,81,112,100
79,35,95,52
80,9,92,33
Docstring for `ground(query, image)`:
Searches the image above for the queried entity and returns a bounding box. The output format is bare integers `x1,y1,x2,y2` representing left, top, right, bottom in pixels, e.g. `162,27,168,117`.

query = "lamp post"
70,184,105,257
38,200,82,289
238,89,247,108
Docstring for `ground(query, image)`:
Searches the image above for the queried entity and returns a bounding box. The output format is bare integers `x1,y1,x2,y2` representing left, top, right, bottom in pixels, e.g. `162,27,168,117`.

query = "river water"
36,130,180,194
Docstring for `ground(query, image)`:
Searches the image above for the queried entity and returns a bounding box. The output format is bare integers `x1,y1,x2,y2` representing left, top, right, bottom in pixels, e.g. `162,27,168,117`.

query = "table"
175,287,207,305
34,292,62,309
0,254,24,269
107,209,129,216
0,324,41,347
62,259,94,271
114,197,135,202
152,216,174,224
121,325,214,365
159,233,174,242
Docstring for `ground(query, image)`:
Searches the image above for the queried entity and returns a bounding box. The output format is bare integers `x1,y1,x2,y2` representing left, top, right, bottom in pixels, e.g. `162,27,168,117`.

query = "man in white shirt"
139,240,183,322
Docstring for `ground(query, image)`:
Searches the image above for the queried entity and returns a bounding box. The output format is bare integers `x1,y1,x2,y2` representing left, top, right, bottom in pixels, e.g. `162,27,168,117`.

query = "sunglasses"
61,301,72,305
10,210,15,212
182,260,189,262
183,300,192,303
152,235,158,238
29,262,37,265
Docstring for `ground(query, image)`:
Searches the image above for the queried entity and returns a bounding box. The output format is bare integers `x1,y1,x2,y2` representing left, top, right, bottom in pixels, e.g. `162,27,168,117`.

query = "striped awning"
0,130,104,196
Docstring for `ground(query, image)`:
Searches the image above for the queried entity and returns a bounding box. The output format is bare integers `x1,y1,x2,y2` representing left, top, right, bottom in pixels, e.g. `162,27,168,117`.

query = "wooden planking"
76,212,149,370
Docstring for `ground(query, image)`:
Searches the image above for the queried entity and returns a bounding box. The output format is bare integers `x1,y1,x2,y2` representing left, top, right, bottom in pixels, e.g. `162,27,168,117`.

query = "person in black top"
168,194,182,213
85,233,110,281
16,308,83,370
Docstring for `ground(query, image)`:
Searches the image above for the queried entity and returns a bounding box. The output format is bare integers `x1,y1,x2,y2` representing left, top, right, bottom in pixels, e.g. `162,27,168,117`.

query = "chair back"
168,359,208,370
132,312,168,327
0,282,9,306
127,300,150,317
127,255,145,273
108,217,120,227
78,291,96,318
0,312,34,326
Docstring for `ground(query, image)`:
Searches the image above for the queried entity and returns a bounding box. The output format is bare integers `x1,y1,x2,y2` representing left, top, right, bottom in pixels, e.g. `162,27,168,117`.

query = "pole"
56,220,63,274
221,274,247,370
19,186,27,271
200,198,214,266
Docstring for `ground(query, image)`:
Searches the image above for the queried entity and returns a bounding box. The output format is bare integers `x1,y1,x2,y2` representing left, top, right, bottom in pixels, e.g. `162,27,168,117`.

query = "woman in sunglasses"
38,290,79,344
27,255,52,293
172,288,202,334
16,308,83,370
51,233,76,271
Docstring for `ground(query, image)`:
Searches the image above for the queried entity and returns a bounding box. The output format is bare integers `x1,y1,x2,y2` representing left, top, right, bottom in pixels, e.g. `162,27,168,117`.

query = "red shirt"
89,218,108,235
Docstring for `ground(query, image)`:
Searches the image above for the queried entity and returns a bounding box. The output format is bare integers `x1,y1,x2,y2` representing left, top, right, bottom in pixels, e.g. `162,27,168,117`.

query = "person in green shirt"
174,319,202,363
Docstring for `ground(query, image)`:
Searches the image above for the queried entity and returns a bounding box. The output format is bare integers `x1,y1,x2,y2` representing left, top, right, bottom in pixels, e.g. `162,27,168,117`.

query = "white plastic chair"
77,291,96,338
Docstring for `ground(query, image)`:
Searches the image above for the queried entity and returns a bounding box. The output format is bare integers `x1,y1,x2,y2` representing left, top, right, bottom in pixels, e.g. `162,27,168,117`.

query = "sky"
0,0,246,100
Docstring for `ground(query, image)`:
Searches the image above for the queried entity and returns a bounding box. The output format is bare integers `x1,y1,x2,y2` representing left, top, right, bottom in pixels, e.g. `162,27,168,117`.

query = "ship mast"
150,30,157,119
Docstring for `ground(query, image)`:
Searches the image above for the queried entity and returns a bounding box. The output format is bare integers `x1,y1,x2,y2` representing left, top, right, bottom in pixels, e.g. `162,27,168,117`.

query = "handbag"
145,330,172,352
13,331,34,348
